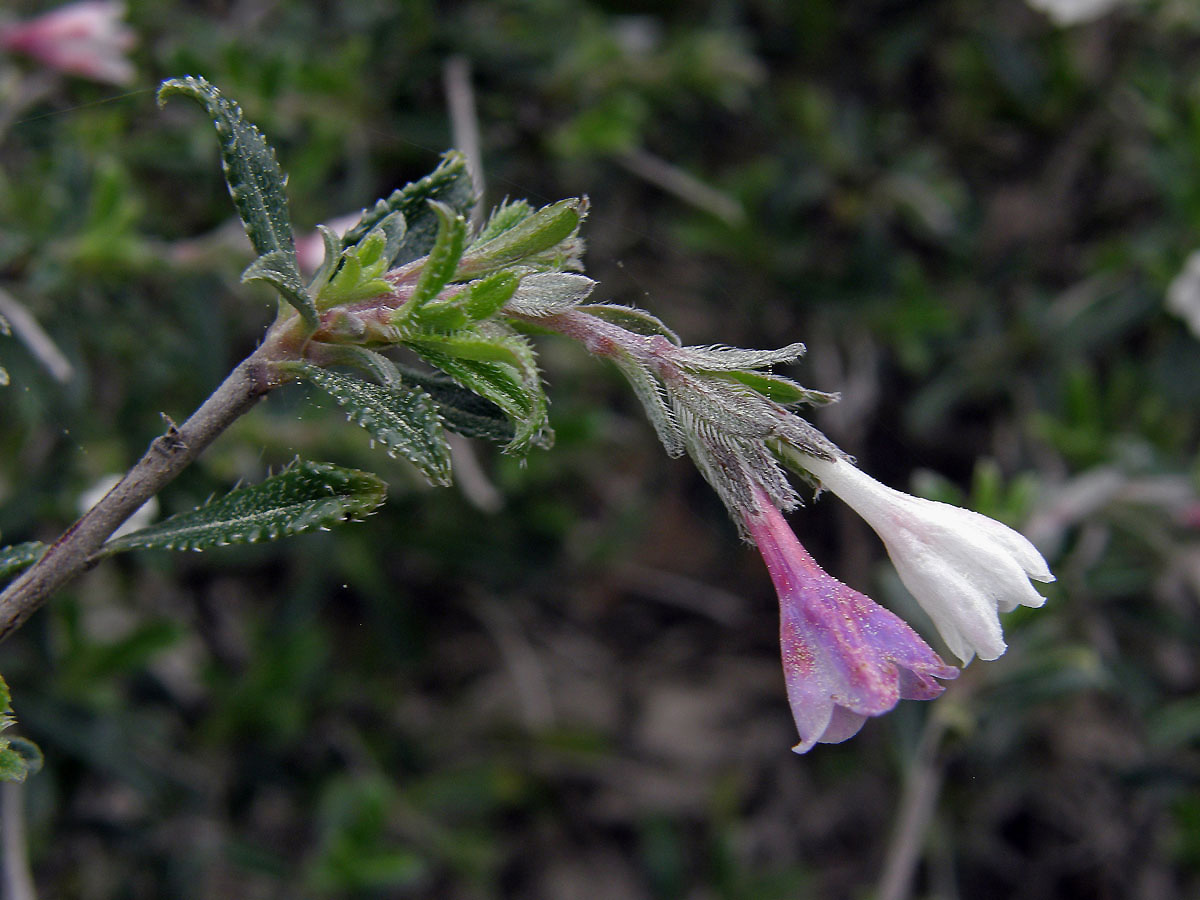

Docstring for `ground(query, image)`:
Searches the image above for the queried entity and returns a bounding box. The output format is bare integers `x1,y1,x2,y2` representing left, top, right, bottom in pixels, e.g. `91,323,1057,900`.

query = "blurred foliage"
2,0,1200,898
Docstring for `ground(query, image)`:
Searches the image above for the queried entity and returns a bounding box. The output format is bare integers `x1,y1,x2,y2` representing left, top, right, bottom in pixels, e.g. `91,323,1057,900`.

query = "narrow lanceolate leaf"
715,370,839,406
315,226,395,306
0,542,45,581
392,365,516,443
505,272,596,317
675,343,807,371
242,250,315,320
418,270,521,331
612,355,685,457
475,199,533,243
409,338,550,453
582,305,680,343
297,364,453,485
158,76,316,327
456,198,587,279
342,151,475,266
403,202,467,316
0,674,42,784
100,460,388,555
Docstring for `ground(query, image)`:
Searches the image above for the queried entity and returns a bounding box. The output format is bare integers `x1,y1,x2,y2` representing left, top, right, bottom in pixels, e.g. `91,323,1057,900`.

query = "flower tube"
744,489,958,753
799,454,1054,664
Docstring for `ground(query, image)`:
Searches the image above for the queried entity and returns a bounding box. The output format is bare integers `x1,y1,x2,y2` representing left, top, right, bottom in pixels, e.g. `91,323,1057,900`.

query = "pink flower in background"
0,1,135,86
744,489,958,753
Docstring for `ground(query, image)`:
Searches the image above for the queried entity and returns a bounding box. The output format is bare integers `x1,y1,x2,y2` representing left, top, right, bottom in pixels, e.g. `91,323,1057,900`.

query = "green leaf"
505,272,596,317
714,371,839,406
401,202,468,317
0,674,41,784
158,76,316,328
407,330,527,368
456,198,586,279
475,199,533,243
316,227,395,307
391,366,516,443
409,334,550,453
0,737,43,783
242,250,317,324
297,365,453,485
0,542,44,582
100,460,387,555
416,270,520,332
342,152,475,266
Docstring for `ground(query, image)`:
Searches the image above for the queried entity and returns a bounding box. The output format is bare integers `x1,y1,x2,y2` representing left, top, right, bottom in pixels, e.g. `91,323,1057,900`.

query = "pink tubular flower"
0,2,135,86
744,490,958,753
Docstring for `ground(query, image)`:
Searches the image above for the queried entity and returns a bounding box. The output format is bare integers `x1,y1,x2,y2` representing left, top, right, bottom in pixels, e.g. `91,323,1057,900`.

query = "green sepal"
417,270,520,332
0,674,43,784
400,202,467,319
714,371,839,406
456,198,586,279
612,355,684,457
100,460,387,555
158,76,315,328
294,364,453,485
341,151,475,266
0,542,45,582
242,250,318,328
583,304,680,343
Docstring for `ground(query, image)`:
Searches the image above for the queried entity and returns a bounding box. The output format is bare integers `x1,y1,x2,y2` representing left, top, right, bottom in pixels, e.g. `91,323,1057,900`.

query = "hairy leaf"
402,202,468,316
342,152,475,265
0,542,44,581
158,76,315,327
612,355,685,457
675,343,807,371
316,227,394,306
456,198,586,278
391,366,516,443
506,272,597,316
476,199,534,242
417,270,521,331
242,250,315,320
0,675,43,784
100,461,387,554
298,365,453,485
409,341,550,452
583,305,680,343
715,370,838,406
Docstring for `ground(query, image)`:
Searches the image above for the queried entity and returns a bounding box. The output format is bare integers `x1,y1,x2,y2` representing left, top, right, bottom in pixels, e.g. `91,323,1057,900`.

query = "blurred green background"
3,0,1200,897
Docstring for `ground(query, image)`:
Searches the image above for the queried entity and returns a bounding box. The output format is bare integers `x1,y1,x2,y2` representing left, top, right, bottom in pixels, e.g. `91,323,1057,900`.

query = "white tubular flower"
800,455,1054,664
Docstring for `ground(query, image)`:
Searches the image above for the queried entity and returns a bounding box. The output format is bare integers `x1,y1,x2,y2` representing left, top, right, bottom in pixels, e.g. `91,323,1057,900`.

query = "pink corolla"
0,2,135,86
745,491,958,753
